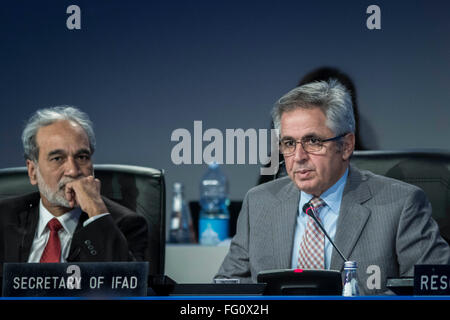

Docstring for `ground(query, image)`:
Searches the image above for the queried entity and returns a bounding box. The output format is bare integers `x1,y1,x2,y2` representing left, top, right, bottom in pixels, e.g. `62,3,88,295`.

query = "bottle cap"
344,261,357,269
208,161,219,169
173,182,183,192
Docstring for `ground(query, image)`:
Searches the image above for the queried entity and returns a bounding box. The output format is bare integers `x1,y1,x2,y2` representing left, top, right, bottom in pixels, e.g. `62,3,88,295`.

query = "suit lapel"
272,180,300,269
66,211,89,261
1,193,41,262
330,165,372,271
73,211,89,233
20,202,39,262
4,222,26,263
3,192,94,263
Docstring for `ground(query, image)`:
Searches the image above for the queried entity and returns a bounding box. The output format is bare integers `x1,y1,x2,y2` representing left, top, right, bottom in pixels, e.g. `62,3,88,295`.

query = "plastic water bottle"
169,182,196,243
198,163,230,245
342,261,359,296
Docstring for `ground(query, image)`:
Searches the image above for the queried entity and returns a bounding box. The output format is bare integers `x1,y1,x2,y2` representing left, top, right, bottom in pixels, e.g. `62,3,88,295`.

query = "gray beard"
35,167,73,208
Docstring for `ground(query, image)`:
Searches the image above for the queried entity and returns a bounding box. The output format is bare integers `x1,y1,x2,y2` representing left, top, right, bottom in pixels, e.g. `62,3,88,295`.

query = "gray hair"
271,79,355,136
22,106,96,162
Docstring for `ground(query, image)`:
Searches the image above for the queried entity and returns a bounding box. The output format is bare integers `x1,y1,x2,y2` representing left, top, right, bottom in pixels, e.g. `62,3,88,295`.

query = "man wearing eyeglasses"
215,79,450,294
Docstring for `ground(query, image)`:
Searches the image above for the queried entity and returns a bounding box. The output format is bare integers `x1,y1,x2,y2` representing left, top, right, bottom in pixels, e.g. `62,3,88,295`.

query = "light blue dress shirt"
291,168,349,269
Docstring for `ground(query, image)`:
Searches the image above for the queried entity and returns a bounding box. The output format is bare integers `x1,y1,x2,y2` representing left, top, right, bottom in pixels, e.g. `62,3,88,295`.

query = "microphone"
302,202,348,263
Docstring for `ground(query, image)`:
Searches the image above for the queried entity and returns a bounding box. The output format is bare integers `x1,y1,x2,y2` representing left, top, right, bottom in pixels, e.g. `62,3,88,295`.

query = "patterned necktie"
297,197,326,269
40,218,63,263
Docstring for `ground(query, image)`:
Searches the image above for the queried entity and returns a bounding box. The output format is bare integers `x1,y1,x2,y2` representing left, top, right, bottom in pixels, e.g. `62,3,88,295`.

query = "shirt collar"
38,200,82,237
299,167,349,216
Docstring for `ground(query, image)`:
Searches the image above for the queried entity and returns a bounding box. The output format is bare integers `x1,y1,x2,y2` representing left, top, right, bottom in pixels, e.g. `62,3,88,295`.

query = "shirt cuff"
83,212,110,227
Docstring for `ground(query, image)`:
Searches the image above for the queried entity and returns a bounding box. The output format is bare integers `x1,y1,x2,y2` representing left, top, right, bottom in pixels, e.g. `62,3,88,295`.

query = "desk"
164,244,230,283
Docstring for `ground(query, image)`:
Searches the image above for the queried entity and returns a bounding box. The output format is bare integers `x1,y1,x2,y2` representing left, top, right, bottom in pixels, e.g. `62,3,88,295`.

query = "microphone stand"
305,204,348,263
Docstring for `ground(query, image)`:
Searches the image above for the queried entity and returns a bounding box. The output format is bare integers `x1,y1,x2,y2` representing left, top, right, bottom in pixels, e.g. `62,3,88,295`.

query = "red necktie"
40,218,63,263
297,197,326,269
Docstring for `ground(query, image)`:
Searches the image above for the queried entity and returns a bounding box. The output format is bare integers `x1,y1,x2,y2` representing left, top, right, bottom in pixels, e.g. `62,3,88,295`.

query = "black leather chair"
0,164,166,276
351,150,450,243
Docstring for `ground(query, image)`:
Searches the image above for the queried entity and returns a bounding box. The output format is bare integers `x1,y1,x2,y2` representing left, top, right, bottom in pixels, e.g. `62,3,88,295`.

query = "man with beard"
0,106,148,269
215,79,450,294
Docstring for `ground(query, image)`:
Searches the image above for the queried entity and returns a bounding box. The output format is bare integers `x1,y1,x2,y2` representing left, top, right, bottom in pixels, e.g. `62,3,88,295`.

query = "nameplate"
2,262,148,297
414,265,450,295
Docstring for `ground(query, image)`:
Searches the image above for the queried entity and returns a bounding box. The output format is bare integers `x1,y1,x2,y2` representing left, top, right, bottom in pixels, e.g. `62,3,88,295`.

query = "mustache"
57,172,95,191
57,176,82,191
293,166,315,172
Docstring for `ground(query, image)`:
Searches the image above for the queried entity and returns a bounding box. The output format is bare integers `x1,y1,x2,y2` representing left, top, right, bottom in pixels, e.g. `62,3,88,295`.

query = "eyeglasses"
279,133,347,156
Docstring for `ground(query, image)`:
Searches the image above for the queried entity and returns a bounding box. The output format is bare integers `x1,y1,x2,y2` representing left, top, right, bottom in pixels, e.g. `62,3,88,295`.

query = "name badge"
2,262,148,297
414,265,450,295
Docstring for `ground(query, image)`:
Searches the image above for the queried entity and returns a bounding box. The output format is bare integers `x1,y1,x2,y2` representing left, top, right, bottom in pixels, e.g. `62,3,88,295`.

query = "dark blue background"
1,1,449,209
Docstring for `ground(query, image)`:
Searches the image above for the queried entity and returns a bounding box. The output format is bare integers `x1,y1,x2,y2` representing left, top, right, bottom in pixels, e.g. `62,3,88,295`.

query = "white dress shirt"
27,200,109,262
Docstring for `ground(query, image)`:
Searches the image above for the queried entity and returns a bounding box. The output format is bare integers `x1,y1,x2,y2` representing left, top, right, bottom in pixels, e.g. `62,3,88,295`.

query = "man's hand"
64,176,108,217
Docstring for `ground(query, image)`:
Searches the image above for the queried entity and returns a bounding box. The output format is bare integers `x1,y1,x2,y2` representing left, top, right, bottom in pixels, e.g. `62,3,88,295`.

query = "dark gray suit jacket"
216,165,450,294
